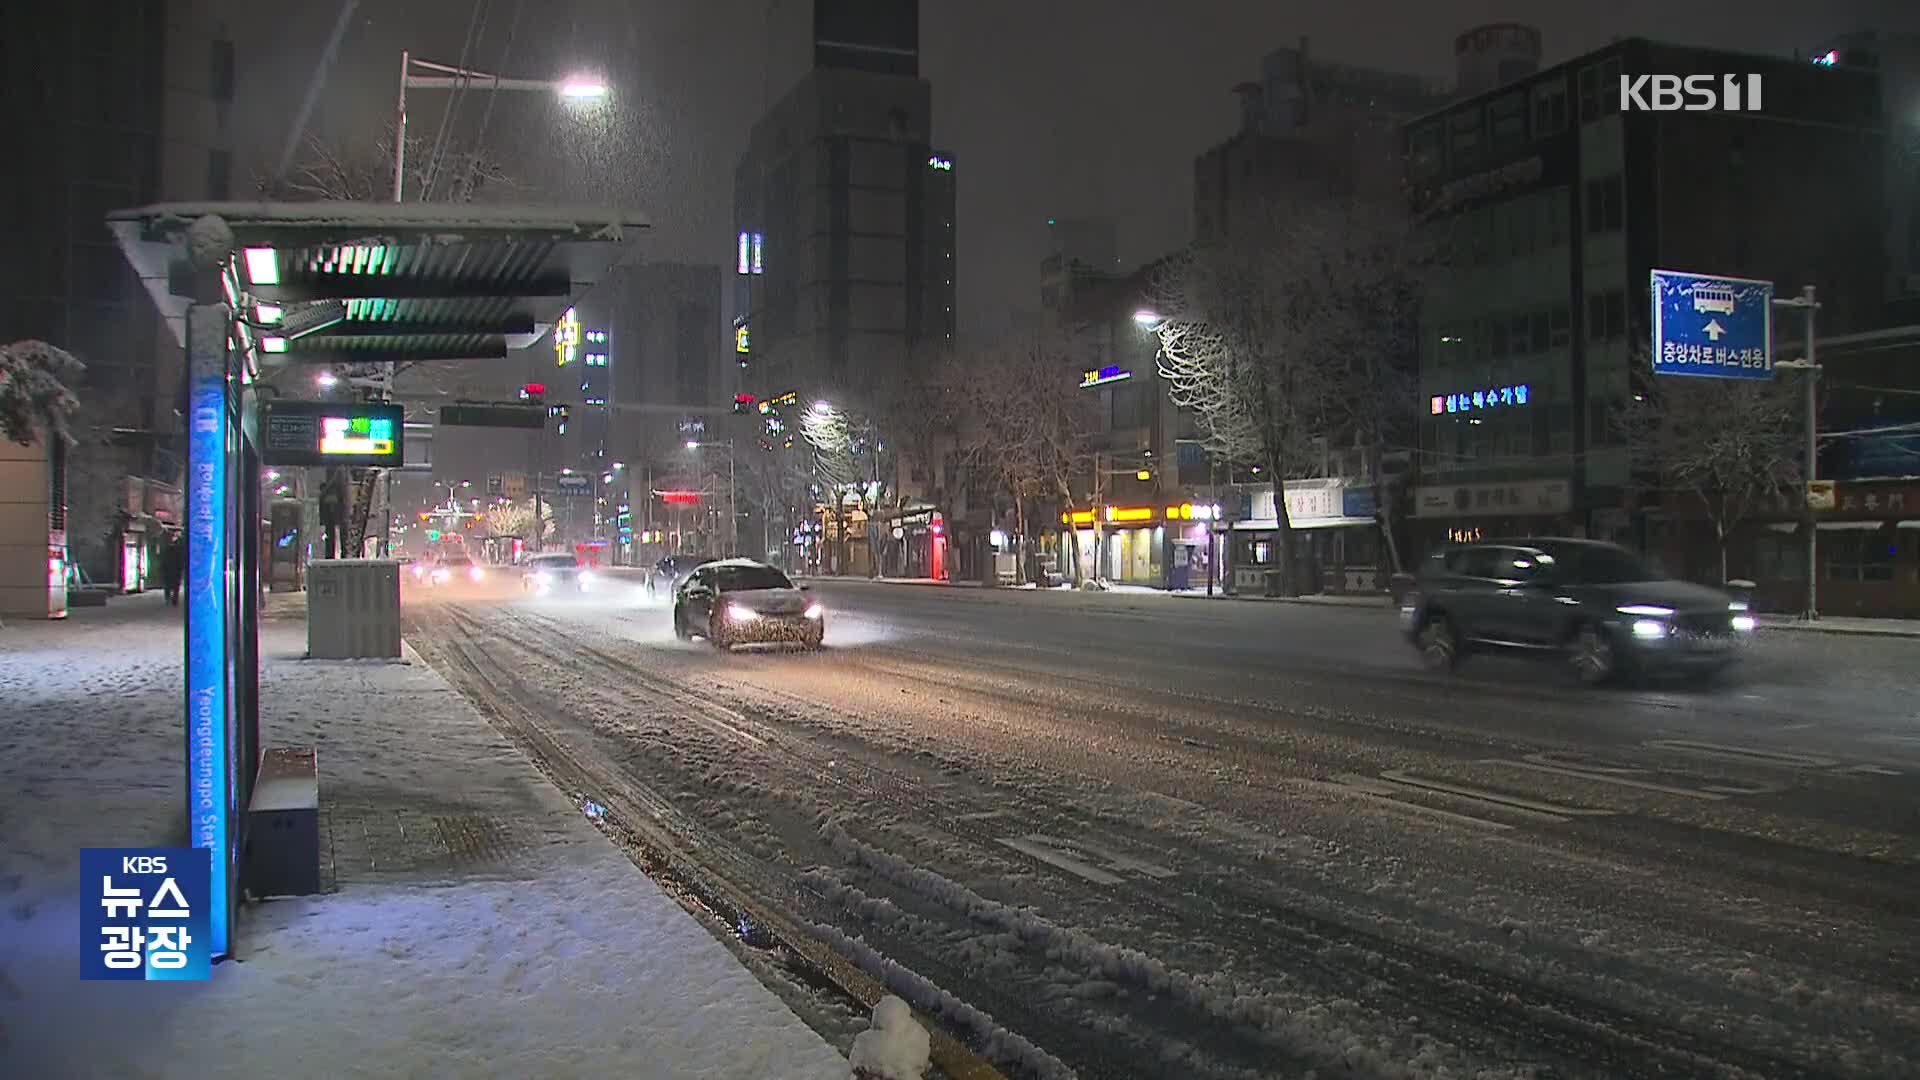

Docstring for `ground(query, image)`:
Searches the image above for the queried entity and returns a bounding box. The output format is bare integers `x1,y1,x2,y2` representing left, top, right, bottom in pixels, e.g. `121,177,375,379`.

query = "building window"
1545,193,1569,248
1508,198,1535,257
1587,290,1627,342
1826,531,1897,582
1549,307,1570,348
1584,175,1623,233
1576,57,1622,122
1530,312,1550,353
1509,314,1531,357
1533,81,1567,136
1488,91,1527,150
1449,108,1483,170
1489,316,1509,359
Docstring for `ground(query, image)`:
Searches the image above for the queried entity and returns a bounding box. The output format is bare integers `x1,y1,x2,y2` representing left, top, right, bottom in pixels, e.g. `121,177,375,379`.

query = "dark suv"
1400,538,1756,684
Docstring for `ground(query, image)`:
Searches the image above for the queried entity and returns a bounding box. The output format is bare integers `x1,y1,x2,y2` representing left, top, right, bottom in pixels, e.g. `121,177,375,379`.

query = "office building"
1404,38,1884,578
733,0,955,402
0,1,237,593
1194,37,1452,243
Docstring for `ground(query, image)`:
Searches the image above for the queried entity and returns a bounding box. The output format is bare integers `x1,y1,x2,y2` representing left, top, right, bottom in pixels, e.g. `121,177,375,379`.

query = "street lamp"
686,439,738,557
812,400,833,416
315,371,338,389
393,53,608,203
1132,309,1164,327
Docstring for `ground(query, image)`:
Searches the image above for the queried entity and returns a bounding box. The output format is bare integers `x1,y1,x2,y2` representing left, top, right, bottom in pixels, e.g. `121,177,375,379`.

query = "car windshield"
1568,545,1658,584
713,565,793,592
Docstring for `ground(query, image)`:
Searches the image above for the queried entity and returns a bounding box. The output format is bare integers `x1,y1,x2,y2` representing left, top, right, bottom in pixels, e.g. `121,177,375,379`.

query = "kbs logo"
1619,74,1763,113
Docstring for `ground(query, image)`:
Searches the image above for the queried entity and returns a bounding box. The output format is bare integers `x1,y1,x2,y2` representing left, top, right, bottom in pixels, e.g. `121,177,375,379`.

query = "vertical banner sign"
185,304,232,959
80,848,212,980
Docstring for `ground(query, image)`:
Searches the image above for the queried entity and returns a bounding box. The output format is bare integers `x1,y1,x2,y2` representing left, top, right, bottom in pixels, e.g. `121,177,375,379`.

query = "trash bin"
1263,569,1284,597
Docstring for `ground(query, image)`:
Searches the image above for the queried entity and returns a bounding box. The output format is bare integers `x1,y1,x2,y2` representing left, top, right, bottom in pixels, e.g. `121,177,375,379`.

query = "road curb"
1759,622,1920,639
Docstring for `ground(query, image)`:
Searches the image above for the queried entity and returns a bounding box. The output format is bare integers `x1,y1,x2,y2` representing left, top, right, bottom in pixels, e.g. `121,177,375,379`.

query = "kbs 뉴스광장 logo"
80,848,212,980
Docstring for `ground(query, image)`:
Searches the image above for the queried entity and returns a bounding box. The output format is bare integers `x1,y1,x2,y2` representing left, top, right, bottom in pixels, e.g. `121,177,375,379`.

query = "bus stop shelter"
106,201,647,959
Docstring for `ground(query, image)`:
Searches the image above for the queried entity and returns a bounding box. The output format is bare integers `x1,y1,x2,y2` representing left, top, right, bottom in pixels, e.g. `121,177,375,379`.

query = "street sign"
1650,269,1773,379
487,475,502,496
261,401,404,468
438,403,547,429
556,475,591,496
1806,480,1836,511
502,472,527,499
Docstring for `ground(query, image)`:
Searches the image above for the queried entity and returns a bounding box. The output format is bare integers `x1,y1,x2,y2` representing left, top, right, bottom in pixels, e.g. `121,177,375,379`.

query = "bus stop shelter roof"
106,201,649,365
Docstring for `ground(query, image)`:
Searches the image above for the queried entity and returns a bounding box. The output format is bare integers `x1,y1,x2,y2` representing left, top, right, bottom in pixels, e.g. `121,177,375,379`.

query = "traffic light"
733,393,755,414
427,530,440,541
521,382,546,403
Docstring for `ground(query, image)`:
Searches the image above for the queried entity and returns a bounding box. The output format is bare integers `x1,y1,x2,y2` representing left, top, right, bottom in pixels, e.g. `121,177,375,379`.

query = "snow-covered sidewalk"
0,592,849,1080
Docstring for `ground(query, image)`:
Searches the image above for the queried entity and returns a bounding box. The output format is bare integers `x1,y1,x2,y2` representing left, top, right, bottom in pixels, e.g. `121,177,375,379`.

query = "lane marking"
996,835,1124,884
1491,756,1726,800
1644,740,1832,769
1317,778,1518,829
1832,763,1902,777
1377,770,1615,818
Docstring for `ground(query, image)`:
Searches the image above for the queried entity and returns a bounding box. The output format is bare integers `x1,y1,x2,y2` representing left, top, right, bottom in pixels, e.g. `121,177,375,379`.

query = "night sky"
230,0,1917,340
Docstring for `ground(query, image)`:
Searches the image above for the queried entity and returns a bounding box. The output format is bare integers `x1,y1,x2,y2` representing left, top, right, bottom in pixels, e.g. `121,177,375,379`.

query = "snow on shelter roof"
105,201,649,357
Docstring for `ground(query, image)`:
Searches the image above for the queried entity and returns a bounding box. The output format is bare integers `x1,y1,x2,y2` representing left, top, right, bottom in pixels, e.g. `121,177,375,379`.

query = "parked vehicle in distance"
674,559,823,651
522,552,593,595
430,555,485,587
1400,538,1755,685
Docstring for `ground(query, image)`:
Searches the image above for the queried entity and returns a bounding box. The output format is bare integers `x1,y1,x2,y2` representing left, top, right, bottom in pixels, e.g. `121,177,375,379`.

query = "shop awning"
1816,521,1888,531
1232,516,1376,531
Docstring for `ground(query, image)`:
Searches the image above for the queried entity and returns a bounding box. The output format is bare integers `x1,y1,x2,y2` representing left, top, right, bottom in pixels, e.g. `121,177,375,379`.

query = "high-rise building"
1039,216,1120,312
1193,38,1451,243
733,0,955,402
0,0,237,588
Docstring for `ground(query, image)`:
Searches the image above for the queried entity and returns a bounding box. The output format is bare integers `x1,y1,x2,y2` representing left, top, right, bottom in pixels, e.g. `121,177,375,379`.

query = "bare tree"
1152,196,1423,596
0,340,84,446
1620,374,1802,583
738,445,813,567
948,326,1097,584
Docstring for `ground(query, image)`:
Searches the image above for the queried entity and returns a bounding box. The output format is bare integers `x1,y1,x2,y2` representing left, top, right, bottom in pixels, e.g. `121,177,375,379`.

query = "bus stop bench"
244,747,320,898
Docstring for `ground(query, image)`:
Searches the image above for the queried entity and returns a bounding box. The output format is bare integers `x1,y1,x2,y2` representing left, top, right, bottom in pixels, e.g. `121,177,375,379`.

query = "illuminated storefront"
1230,480,1383,594
1057,501,1226,589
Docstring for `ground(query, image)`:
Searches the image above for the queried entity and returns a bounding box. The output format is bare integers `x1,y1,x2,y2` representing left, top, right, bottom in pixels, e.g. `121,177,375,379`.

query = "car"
522,552,594,595
430,555,486,587
1400,538,1755,685
673,559,823,650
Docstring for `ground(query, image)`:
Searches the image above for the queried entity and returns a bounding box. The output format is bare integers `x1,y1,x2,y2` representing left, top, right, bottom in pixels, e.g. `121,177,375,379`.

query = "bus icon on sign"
1692,284,1737,316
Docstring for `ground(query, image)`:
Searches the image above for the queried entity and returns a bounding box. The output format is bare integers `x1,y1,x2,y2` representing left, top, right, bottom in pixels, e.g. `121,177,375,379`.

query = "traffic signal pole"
1772,286,1820,621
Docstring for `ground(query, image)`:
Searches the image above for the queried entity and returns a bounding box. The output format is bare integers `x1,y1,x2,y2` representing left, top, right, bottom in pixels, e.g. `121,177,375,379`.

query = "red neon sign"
659,491,702,505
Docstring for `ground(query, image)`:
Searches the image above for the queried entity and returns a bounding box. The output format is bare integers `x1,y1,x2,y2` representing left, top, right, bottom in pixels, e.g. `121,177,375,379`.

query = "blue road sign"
1650,269,1774,379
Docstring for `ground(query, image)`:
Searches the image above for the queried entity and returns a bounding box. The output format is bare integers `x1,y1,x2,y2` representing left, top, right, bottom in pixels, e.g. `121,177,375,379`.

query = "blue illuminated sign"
1433,384,1529,415
1651,269,1773,379
186,360,231,959
80,848,211,980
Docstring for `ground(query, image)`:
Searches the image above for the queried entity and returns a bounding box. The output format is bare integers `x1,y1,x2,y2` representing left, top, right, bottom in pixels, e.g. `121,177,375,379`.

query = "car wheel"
802,627,824,651
1417,613,1461,672
1569,623,1618,685
673,606,693,641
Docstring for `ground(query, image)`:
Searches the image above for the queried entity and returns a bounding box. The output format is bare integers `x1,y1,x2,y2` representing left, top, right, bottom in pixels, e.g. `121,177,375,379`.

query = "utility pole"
1772,285,1821,621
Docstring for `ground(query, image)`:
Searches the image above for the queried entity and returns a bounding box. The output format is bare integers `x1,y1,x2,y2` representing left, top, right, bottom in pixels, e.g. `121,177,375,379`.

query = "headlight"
1731,614,1757,633
1618,604,1675,617
432,569,449,582
469,566,484,581
534,571,553,586
727,603,759,622
804,603,824,619
1728,600,1749,612
1631,619,1669,639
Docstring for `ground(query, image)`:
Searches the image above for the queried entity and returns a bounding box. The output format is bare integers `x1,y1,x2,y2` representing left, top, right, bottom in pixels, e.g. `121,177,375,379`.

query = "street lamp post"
687,440,737,557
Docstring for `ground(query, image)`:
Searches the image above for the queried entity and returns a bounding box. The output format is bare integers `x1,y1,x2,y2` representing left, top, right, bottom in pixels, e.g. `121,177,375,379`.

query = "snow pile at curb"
849,996,930,1079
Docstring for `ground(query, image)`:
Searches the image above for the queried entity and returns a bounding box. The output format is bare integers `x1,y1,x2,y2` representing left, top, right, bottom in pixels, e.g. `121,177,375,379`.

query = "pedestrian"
161,532,185,606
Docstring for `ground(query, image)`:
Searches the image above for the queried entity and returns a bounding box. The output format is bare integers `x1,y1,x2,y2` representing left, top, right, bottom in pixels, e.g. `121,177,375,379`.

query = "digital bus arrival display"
263,402,405,468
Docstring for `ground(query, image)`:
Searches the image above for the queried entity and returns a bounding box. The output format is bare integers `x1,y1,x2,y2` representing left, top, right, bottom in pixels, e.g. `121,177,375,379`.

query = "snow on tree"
482,498,554,542
945,325,1097,584
1152,196,1424,596
1620,371,1802,583
0,340,85,447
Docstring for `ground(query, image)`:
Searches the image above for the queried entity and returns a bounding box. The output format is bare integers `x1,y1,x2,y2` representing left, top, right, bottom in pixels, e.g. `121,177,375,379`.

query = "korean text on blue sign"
1433,384,1529,415
80,848,211,980
1650,269,1773,379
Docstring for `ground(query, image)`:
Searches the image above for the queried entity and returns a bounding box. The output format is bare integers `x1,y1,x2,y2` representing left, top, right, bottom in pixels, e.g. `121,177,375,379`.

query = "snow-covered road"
405,577,1920,1079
